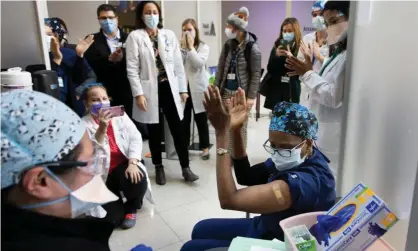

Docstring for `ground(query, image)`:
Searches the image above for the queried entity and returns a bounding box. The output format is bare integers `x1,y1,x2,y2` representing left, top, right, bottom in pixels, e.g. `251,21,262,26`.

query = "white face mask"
312,16,326,31
225,28,237,40
326,21,349,45
271,141,306,171
20,166,118,218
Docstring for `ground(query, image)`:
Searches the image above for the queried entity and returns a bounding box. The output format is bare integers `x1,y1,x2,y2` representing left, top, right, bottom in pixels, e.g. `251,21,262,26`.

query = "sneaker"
121,213,137,229
201,151,210,160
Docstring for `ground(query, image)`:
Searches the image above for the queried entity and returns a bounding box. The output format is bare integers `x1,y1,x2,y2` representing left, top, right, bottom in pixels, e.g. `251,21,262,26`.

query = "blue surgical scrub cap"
44,17,68,42
312,0,326,11
1,90,86,189
75,82,105,100
269,102,318,140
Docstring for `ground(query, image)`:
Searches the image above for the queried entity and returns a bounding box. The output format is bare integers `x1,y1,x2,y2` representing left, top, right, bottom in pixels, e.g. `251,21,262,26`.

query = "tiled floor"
109,115,271,251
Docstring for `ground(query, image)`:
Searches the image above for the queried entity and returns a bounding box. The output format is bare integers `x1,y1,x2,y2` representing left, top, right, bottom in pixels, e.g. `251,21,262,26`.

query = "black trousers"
147,81,190,168
183,85,210,149
102,161,147,227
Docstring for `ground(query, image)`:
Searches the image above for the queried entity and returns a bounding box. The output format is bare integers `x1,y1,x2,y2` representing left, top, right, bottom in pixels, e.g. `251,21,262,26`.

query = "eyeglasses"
98,16,117,21
263,139,306,157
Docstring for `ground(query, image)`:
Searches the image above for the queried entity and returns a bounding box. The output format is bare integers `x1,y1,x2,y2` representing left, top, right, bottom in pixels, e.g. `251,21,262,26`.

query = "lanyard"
319,48,342,76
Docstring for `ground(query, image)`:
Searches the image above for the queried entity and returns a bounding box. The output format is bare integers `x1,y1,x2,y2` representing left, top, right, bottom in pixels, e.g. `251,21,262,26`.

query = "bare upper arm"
223,180,292,214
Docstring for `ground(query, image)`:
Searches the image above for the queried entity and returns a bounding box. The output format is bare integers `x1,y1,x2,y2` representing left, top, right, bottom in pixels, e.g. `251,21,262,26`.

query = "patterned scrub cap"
269,102,318,140
312,0,327,11
75,82,104,100
1,90,86,189
44,17,67,42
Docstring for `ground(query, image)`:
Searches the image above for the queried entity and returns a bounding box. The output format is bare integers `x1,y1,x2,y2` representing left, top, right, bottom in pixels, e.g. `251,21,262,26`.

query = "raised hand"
229,88,248,129
203,85,230,133
76,34,94,58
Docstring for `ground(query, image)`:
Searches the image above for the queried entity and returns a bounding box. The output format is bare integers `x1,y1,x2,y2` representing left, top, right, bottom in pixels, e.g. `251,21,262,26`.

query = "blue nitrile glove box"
311,183,398,251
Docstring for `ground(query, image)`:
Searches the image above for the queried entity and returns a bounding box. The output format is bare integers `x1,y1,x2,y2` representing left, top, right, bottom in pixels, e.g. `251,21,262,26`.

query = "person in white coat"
299,0,329,108
126,1,199,186
285,1,350,179
80,83,153,230
180,18,211,160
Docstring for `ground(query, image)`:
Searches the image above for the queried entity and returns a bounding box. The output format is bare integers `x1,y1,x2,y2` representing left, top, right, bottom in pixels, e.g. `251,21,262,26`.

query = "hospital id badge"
58,77,64,87
227,73,236,80
281,76,290,83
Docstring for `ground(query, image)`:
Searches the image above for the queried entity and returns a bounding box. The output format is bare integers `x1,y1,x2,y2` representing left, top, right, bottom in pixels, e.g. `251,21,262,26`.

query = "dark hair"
181,18,202,49
274,17,302,55
97,4,118,17
324,1,350,19
135,1,164,29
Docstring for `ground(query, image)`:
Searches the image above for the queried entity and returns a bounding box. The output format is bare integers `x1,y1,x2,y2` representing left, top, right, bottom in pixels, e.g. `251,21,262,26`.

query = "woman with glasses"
181,86,336,251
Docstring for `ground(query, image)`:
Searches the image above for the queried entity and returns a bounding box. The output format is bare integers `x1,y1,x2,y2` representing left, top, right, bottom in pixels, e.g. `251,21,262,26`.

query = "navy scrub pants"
181,218,259,251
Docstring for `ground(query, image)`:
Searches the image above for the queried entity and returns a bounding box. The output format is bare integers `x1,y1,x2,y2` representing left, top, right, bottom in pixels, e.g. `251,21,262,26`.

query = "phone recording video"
101,105,125,118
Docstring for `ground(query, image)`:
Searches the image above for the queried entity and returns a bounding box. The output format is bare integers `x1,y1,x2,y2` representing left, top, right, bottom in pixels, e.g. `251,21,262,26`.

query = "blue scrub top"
249,148,336,240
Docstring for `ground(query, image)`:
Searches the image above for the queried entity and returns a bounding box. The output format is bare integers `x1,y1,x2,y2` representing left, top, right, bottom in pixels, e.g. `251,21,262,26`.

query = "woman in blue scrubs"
44,17,96,116
181,86,336,251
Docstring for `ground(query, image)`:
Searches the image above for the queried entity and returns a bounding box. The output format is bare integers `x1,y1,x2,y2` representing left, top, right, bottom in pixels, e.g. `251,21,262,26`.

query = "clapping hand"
300,40,312,61
109,48,123,63
76,35,94,58
50,33,63,65
285,52,313,77
203,86,248,134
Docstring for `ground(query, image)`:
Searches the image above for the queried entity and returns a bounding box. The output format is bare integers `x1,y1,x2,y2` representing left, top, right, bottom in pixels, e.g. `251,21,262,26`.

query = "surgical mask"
327,21,348,45
20,167,118,218
45,35,53,52
312,16,326,31
144,14,159,29
100,19,118,34
225,28,237,40
282,32,295,42
90,101,110,116
270,142,306,171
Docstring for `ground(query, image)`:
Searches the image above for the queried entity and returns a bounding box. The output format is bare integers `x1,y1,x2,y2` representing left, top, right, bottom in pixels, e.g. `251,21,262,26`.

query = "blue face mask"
283,32,295,42
144,14,159,29
100,19,118,34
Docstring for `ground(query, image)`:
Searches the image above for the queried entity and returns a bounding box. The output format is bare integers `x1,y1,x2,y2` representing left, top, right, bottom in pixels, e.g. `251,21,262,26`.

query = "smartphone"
279,39,292,50
185,31,190,48
101,105,125,118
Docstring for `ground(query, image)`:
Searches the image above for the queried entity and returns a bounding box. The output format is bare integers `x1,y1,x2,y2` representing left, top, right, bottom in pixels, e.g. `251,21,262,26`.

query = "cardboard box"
320,183,398,251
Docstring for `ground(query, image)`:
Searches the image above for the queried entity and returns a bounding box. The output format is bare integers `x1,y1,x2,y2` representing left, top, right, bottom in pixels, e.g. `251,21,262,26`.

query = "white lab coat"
126,29,187,124
181,42,210,114
300,50,346,177
82,114,154,205
300,32,330,108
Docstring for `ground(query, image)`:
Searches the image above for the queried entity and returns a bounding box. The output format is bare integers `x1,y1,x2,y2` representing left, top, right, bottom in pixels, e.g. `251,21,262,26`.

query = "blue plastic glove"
130,244,153,251
368,222,387,237
309,204,357,246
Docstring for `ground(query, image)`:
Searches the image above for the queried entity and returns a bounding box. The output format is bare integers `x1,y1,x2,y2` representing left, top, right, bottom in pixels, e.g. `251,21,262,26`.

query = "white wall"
163,1,197,41
198,0,222,67
47,1,105,44
1,1,45,69
341,1,418,250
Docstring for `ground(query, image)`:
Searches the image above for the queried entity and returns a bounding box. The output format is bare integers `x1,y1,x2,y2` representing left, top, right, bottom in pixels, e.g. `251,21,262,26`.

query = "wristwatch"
216,148,229,156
